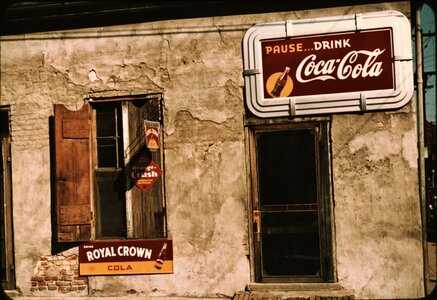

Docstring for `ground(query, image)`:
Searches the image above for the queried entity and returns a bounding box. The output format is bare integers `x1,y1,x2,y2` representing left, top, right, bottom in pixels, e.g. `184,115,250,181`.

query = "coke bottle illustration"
271,66,290,97
154,242,167,270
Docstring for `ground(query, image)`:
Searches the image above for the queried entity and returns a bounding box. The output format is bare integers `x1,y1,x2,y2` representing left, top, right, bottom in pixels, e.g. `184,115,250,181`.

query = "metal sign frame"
242,10,413,118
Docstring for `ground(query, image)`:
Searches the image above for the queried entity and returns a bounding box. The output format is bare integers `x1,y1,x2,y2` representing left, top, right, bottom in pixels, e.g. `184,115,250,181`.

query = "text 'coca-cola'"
261,29,394,98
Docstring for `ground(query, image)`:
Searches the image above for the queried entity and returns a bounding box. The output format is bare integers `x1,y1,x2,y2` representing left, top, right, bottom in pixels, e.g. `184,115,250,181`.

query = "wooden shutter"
54,104,92,242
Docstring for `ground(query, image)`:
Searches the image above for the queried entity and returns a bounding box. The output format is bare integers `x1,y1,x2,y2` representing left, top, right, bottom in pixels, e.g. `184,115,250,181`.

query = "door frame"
246,120,335,283
1,107,15,290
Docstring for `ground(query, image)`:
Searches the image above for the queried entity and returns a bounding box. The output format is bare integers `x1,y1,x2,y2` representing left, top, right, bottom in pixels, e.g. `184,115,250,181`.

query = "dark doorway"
249,122,333,282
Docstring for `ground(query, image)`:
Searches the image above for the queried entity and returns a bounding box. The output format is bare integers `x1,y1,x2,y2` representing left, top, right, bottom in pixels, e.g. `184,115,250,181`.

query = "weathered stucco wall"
332,112,423,299
0,12,254,299
0,1,425,299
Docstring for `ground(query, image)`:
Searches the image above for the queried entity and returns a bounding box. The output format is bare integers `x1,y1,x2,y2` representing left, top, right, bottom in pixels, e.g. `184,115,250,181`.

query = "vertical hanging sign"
145,121,160,150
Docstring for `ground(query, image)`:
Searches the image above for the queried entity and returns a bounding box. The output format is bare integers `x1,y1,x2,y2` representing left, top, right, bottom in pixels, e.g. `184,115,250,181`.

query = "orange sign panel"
79,239,173,276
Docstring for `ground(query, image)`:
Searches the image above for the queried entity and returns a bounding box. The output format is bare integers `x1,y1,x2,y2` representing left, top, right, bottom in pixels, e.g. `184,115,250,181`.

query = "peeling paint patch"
88,69,99,82
402,129,418,169
349,130,401,161
348,129,417,168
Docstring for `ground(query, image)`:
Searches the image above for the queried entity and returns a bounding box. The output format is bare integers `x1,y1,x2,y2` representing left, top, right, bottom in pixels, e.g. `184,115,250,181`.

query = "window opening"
95,104,123,169
93,102,126,239
90,96,165,240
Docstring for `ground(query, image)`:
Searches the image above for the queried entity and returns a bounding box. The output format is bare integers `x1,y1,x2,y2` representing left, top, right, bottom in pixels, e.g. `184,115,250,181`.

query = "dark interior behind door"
251,123,333,282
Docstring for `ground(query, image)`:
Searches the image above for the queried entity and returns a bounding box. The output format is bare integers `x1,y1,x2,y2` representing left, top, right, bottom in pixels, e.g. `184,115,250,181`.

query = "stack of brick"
30,254,88,294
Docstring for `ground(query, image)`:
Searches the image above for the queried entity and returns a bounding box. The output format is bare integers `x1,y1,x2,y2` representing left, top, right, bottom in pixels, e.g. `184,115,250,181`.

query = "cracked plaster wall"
0,1,425,299
332,112,423,299
1,12,252,299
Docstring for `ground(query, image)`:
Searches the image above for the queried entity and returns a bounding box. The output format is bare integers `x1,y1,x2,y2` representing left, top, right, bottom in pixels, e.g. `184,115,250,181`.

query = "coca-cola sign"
243,11,413,118
262,29,393,98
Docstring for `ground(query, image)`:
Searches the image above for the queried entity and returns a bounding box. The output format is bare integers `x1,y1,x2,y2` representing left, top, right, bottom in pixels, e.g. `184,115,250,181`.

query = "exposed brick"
30,254,87,294
72,280,84,286
68,286,78,292
31,276,45,282
37,271,45,277
44,276,59,281
56,281,69,286
74,275,88,282
63,275,74,281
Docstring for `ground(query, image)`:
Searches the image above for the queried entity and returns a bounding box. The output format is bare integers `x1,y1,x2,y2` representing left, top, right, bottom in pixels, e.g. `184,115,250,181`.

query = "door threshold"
236,283,355,300
247,282,351,292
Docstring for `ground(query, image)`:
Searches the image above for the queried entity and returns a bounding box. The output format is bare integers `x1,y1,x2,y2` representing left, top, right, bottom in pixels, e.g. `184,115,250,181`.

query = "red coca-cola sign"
261,29,394,98
242,11,413,118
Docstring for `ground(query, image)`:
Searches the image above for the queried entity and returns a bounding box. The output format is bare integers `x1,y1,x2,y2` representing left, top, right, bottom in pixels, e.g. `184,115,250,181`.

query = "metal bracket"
289,98,296,116
355,13,363,31
394,55,413,61
243,69,261,76
360,92,367,112
286,20,293,37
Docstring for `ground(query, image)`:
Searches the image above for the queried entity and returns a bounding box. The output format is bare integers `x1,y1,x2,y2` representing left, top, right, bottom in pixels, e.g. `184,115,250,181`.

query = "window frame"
91,101,126,239
94,103,124,170
89,96,166,241
53,93,166,243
